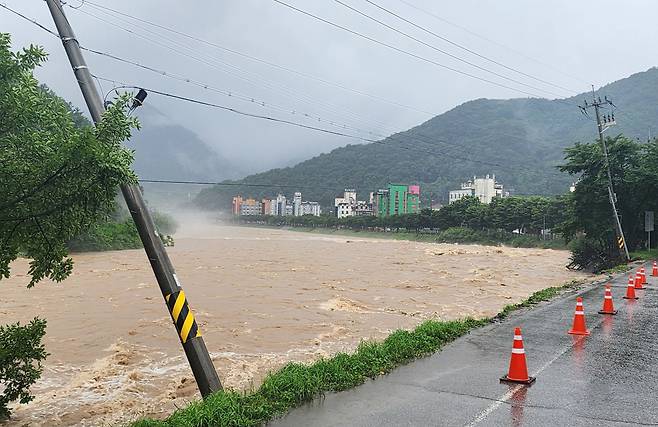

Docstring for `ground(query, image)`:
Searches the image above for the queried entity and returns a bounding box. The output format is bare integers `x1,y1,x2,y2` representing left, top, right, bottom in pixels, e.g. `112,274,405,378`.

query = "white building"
274,194,287,216
300,201,322,216
335,189,358,218
449,174,507,204
293,192,302,216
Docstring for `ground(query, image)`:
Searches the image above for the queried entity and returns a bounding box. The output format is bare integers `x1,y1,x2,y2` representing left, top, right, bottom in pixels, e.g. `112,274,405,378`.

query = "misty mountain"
129,105,242,182
193,67,658,210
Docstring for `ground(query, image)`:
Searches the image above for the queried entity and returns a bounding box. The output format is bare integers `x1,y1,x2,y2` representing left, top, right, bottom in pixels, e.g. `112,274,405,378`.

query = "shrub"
0,318,48,419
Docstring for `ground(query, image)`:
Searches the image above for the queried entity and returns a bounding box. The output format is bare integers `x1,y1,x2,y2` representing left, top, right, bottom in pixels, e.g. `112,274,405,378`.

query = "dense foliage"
239,195,567,235
195,68,658,211
558,135,658,269
67,206,179,252
0,34,138,287
0,318,48,419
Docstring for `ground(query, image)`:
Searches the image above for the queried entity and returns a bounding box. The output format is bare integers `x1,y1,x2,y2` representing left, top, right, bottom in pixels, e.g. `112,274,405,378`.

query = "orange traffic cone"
500,327,536,384
598,284,617,315
623,275,639,300
634,272,645,290
640,267,648,285
568,297,590,335
652,261,657,277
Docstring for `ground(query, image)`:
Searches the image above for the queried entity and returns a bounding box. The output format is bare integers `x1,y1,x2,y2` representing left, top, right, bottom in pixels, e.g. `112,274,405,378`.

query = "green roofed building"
373,183,420,217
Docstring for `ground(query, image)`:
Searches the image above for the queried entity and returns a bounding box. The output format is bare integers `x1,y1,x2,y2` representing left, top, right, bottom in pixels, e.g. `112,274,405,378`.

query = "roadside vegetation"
131,279,584,427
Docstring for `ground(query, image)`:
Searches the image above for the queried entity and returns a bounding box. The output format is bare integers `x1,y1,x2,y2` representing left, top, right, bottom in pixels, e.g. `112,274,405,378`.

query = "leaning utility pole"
578,88,630,261
45,0,222,396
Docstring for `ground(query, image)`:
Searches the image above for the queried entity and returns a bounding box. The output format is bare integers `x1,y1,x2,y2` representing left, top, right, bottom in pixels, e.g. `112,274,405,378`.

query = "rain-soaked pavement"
271,262,658,426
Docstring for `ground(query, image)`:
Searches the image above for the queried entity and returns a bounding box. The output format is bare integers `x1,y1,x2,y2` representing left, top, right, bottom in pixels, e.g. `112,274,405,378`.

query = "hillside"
130,105,242,182
195,68,658,210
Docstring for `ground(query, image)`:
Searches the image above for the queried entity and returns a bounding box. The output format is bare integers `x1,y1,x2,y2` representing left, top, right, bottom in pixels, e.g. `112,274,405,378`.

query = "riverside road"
271,262,658,426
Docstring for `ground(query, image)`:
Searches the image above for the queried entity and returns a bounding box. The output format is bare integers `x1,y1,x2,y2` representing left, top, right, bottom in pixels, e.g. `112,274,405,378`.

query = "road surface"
271,262,658,426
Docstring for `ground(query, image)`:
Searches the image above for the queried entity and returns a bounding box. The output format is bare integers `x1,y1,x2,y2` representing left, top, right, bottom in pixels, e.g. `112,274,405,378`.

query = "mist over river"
3,218,588,426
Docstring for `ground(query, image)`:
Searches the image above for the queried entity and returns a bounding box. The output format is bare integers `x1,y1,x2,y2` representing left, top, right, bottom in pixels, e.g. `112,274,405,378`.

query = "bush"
567,235,619,272
67,210,178,252
0,318,48,419
67,220,142,252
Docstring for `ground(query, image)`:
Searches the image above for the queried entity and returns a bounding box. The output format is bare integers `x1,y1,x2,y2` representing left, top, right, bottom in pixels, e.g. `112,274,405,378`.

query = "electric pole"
578,87,630,261
45,0,222,396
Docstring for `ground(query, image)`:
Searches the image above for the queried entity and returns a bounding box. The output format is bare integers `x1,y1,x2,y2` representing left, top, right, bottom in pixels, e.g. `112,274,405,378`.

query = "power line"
60,2,580,164
1,1,545,171
395,0,589,85
331,0,568,98
362,0,579,94
98,77,564,176
270,0,574,100
56,4,515,161
3,2,567,178
97,80,383,143
69,0,436,117
139,179,339,191
68,4,406,137
0,2,59,37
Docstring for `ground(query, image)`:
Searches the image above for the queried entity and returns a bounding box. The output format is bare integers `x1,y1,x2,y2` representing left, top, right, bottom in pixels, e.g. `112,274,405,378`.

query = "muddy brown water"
2,222,588,426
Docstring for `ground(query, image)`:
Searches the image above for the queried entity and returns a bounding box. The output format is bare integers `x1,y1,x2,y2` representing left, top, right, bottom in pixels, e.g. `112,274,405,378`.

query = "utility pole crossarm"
44,0,222,396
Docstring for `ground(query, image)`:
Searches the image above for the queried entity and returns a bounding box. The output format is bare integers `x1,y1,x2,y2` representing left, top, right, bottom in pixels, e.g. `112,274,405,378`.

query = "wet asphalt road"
270,262,658,426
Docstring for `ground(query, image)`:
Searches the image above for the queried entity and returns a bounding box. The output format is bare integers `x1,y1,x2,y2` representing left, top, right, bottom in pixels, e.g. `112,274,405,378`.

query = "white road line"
465,323,599,426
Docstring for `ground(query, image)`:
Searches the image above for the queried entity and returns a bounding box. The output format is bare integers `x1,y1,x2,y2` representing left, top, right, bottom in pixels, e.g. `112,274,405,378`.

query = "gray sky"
3,0,657,174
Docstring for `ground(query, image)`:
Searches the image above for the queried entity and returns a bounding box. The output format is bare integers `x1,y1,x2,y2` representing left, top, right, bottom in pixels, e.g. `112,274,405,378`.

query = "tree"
0,33,138,287
559,135,658,269
0,319,48,419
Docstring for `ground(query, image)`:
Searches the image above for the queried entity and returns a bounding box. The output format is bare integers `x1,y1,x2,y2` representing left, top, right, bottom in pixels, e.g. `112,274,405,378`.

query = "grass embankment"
131,279,583,427
276,226,566,250
630,248,658,261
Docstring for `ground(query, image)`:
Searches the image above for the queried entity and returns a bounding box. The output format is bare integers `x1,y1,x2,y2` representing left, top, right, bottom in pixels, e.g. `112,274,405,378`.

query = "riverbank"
132,278,590,427
239,223,567,250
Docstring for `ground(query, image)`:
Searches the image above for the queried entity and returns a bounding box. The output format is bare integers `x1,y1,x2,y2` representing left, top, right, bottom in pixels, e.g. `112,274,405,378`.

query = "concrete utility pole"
578,88,630,261
45,0,222,396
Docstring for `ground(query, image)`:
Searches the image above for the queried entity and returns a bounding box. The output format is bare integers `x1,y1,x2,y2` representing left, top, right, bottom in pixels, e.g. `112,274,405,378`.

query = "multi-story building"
261,198,272,215
335,189,358,218
293,192,302,217
232,195,243,216
300,201,322,216
233,193,321,217
274,194,287,216
240,198,261,216
373,183,421,216
355,200,373,216
448,174,506,204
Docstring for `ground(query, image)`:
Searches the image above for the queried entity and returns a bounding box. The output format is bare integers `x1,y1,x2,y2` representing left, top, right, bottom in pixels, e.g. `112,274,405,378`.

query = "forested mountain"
130,105,242,182
195,68,658,210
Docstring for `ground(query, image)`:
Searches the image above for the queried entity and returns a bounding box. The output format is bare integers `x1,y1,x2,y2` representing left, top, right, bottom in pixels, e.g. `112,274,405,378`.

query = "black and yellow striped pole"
46,0,222,397
166,289,200,344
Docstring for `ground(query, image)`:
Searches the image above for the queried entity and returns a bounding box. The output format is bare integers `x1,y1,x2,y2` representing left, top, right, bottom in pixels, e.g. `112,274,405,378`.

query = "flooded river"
2,221,588,426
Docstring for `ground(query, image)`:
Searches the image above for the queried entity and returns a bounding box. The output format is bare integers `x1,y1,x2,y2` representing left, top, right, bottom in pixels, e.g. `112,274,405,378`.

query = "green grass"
630,248,658,261
129,280,584,427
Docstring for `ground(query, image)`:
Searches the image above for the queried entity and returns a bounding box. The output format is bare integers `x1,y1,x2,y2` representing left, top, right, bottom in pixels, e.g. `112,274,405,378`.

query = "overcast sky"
3,0,657,174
